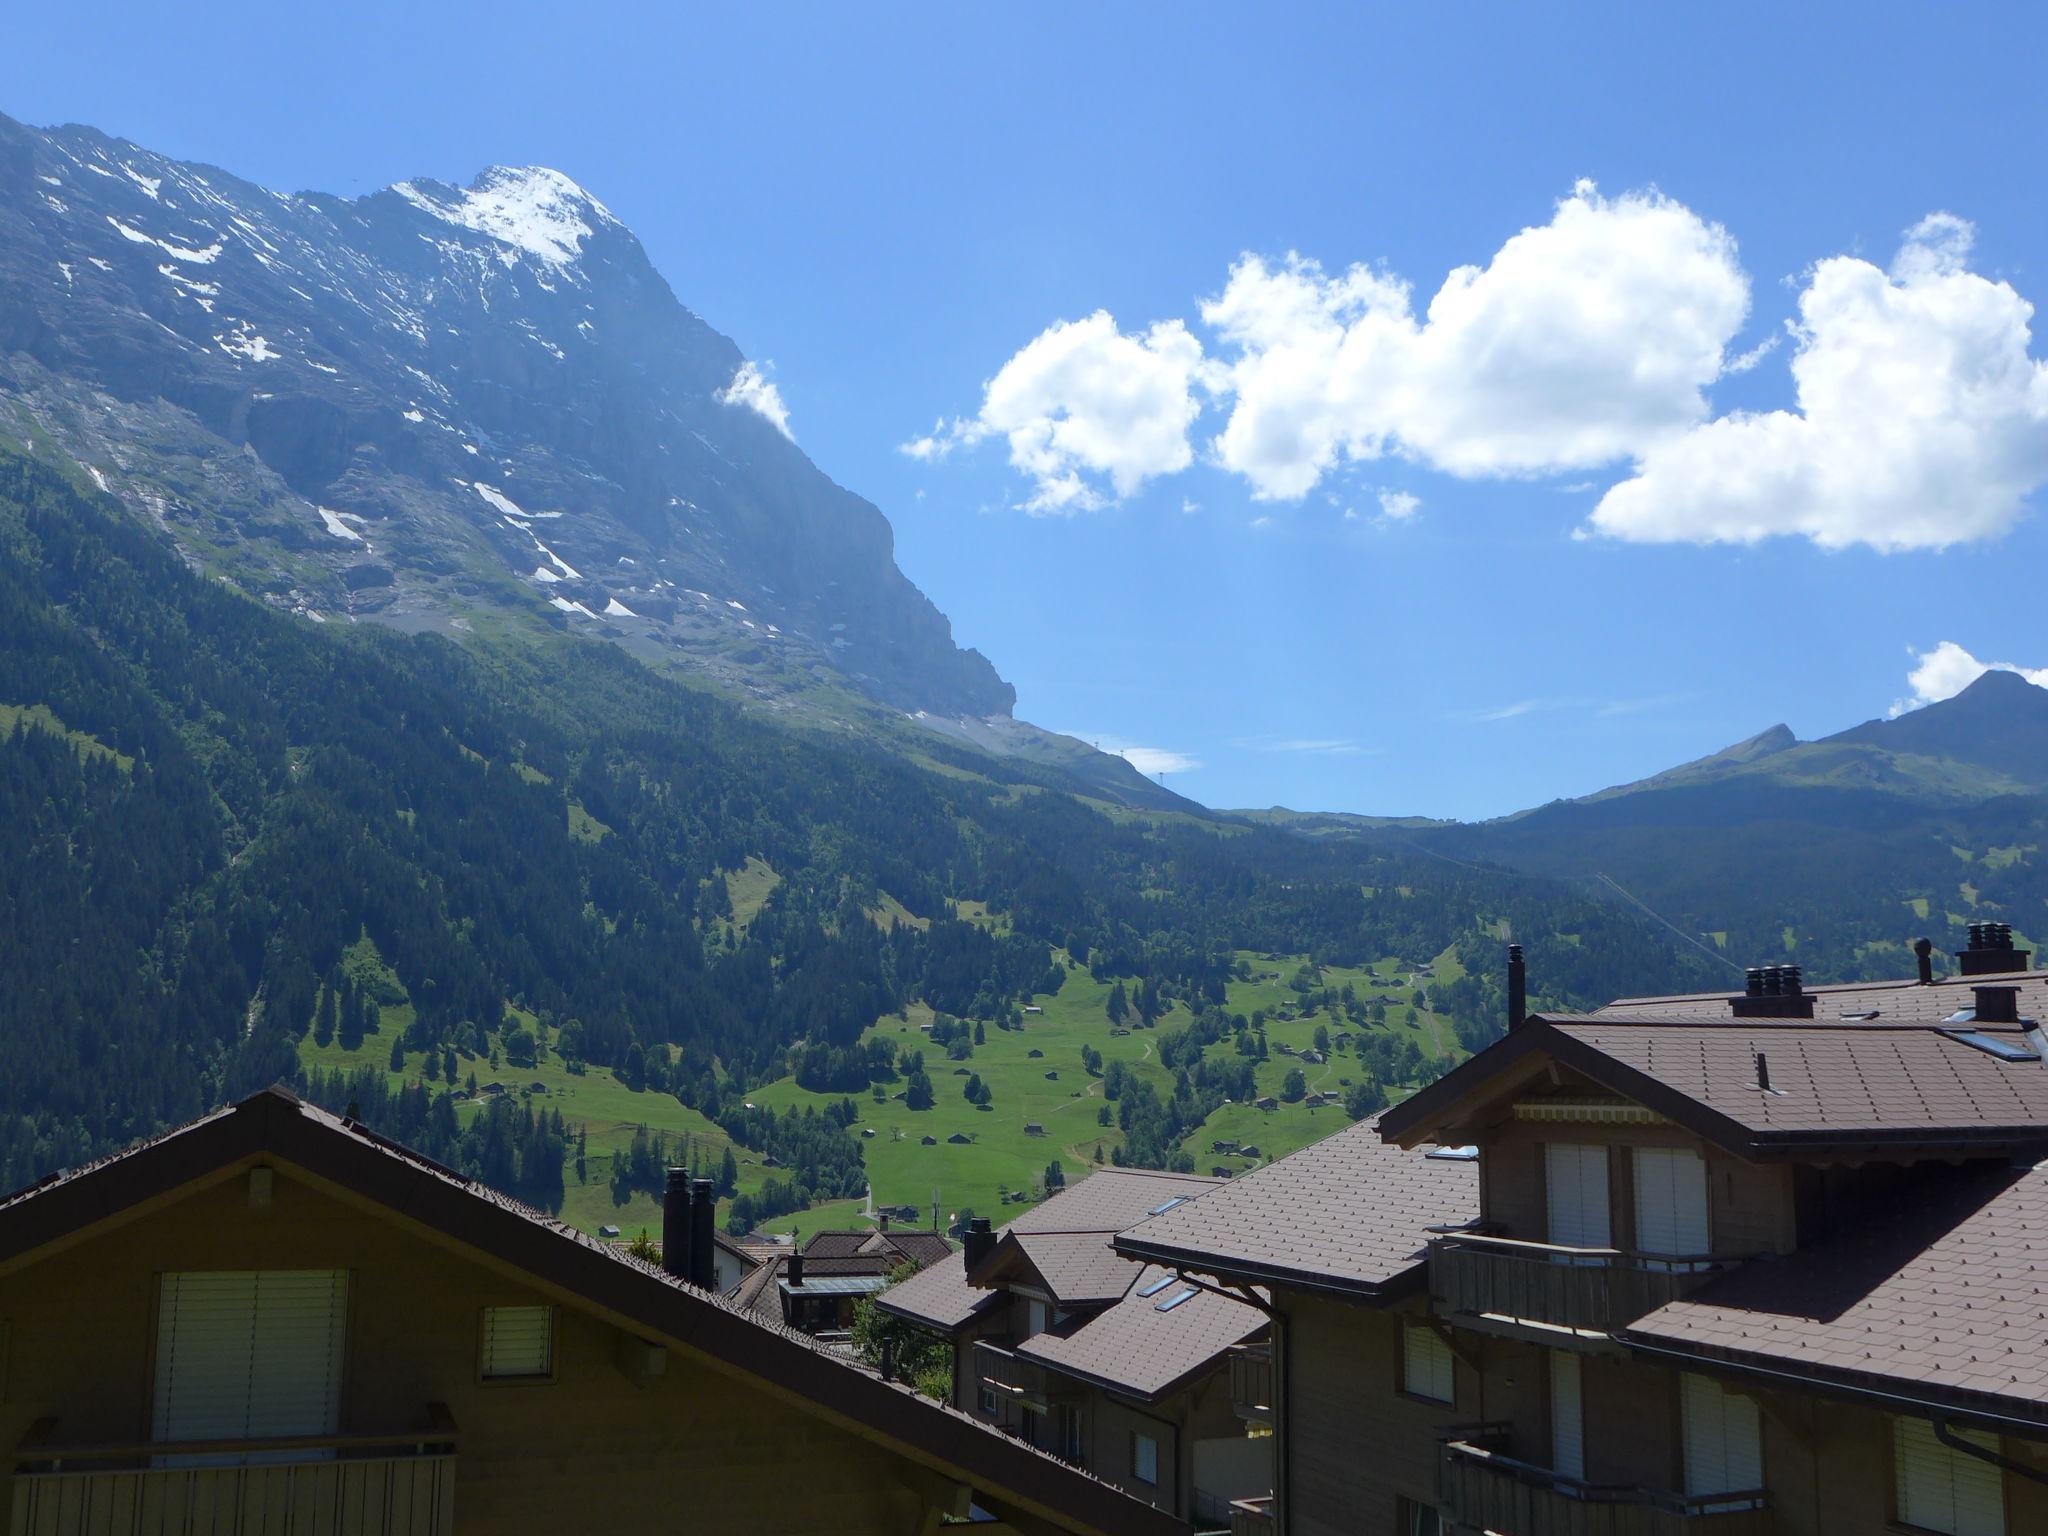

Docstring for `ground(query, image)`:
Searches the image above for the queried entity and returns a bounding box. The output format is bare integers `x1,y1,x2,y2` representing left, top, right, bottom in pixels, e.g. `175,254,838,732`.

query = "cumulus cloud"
1591,214,2048,550
1071,735,1200,775
1377,488,1421,520
1203,183,1749,496
716,361,794,441
1891,640,2048,715
901,313,1209,513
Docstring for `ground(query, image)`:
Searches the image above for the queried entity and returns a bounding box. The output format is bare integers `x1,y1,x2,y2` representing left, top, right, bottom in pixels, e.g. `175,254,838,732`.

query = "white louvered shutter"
1550,1349,1584,1481
1894,1417,2005,1536
1546,1144,1611,1250
154,1271,347,1447
1635,1146,1711,1270
1402,1324,1454,1404
1681,1373,1762,1496
480,1304,555,1378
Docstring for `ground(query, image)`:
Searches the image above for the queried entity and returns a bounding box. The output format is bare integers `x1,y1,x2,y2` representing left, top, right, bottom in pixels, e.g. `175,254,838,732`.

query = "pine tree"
314,984,338,1046
388,1037,406,1072
718,1146,739,1197
1106,981,1129,1025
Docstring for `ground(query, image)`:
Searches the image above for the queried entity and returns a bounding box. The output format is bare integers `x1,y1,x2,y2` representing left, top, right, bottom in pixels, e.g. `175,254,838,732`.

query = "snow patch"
122,167,162,199
530,566,562,584
549,596,600,619
403,409,426,423
316,507,366,542
55,262,74,287
88,257,112,272
86,465,110,493
107,216,222,264
603,598,637,618
214,325,279,363
38,174,60,187
471,482,528,519
726,599,747,611
392,166,614,268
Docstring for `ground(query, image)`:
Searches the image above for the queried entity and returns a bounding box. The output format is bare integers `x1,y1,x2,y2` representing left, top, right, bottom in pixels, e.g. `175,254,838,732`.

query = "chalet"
878,1168,1271,1526
1024,1006,1044,1015
1117,930,2048,1536
923,1135,939,1146
949,1133,974,1145
1254,1097,1278,1112
0,1088,1182,1536
1024,1124,1047,1138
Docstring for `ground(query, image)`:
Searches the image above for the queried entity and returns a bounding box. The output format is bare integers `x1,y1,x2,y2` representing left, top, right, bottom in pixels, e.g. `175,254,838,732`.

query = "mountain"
0,112,1013,722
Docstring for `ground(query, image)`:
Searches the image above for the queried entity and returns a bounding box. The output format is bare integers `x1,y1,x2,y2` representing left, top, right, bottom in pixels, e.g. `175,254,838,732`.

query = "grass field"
296,932,1467,1246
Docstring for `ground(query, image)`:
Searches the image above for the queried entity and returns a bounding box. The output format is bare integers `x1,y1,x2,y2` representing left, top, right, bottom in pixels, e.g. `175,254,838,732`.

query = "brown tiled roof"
1018,1265,1266,1402
876,1230,955,1268
1005,1231,1146,1307
1621,1162,2048,1427
1002,1167,1221,1234
0,1089,1186,1536
731,1250,903,1322
1601,969,2048,1024
1116,1114,1479,1297
876,1250,1003,1332
799,1227,955,1270
1384,1014,2048,1156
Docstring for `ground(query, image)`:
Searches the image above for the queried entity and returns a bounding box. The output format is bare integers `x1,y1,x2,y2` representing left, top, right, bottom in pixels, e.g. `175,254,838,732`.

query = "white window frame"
478,1303,557,1383
1894,1416,2005,1536
1401,1323,1455,1405
152,1270,349,1459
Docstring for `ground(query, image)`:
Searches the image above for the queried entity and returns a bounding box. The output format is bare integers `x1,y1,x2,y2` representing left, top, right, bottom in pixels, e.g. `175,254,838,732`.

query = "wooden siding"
0,1170,950,1536
10,1451,455,1536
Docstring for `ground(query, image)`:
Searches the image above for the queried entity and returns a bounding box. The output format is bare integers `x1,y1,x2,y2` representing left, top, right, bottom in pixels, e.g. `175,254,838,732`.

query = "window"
1402,1324,1454,1405
1545,1143,1610,1252
154,1271,348,1451
1634,1146,1711,1272
480,1304,555,1380
1681,1373,1762,1497
978,1384,998,1417
1023,1298,1049,1339
1397,1497,1444,1536
1894,1417,2004,1536
1132,1431,1160,1485
1054,1402,1084,1462
1549,1349,1584,1481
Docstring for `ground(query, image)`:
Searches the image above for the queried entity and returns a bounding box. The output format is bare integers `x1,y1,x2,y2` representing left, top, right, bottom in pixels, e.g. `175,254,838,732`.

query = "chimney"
1754,1051,1773,1093
1506,944,1527,1032
661,1168,692,1281
787,1251,805,1289
689,1177,716,1288
879,1212,889,1231
1974,986,2023,1025
963,1217,995,1272
1915,936,1935,986
1958,922,2031,977
1731,964,1815,1018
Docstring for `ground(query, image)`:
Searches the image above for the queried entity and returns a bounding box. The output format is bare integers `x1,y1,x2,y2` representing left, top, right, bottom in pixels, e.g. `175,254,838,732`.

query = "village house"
0,1088,1186,1536
878,1168,1272,1529
729,1225,954,1339
1117,929,2048,1536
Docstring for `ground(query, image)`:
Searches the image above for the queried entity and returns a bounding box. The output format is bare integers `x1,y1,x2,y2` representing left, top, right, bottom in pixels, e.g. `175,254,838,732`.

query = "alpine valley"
2,111,2041,1235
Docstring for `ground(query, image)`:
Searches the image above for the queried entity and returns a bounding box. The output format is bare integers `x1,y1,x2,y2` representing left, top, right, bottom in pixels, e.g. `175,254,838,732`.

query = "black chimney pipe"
962,1217,995,1272
1974,986,2022,1024
661,1168,692,1280
1506,944,1527,1033
1915,937,1935,986
787,1250,806,1288
689,1177,716,1288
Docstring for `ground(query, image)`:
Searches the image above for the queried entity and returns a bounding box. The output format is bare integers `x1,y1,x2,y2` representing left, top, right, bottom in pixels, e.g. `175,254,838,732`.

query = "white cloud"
1072,735,1201,775
1376,488,1421,520
1592,214,2048,551
1891,640,2048,715
716,361,794,441
901,312,1209,513
1235,736,1372,756
1203,182,1750,497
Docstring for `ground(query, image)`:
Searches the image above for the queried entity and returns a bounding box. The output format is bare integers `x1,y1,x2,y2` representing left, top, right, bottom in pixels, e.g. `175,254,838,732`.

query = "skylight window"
1941,1028,2040,1063
1946,1008,1978,1025
1840,1010,1880,1021
1426,1145,1479,1161
1155,1288,1198,1312
1147,1196,1188,1216
1137,1275,1177,1298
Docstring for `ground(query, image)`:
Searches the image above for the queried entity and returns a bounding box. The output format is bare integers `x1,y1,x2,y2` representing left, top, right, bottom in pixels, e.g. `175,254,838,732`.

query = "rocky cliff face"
0,112,1013,718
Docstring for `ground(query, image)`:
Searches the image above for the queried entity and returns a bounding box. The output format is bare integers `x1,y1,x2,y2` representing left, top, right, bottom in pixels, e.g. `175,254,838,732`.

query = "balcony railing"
975,1339,1054,1409
1429,1234,1739,1338
10,1406,458,1536
1441,1430,1770,1536
1229,1344,1274,1423
1228,1495,1275,1536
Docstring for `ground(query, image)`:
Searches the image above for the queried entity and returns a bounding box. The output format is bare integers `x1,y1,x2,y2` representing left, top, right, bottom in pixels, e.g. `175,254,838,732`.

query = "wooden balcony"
1229,1344,1274,1423
975,1339,1055,1409
1228,1495,1274,1536
10,1407,458,1536
1441,1431,1770,1536
1428,1234,1738,1340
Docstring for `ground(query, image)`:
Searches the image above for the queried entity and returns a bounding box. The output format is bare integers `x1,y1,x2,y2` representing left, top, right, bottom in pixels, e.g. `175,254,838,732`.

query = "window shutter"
481,1305,555,1378
1546,1144,1611,1249
1635,1147,1710,1261
1681,1372,1762,1495
1132,1432,1159,1484
1403,1324,1454,1404
1895,1417,2004,1536
154,1271,347,1446
1549,1350,1584,1481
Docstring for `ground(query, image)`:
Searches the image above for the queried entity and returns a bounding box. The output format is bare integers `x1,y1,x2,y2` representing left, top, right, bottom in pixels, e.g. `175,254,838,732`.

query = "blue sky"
7,3,2048,819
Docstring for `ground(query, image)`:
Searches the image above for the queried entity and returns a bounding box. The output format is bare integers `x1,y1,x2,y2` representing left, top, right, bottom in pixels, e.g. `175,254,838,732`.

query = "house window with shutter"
1402,1323,1455,1405
479,1304,556,1381
1634,1147,1711,1272
1132,1431,1159,1485
1681,1373,1762,1498
1894,1417,2005,1536
153,1271,349,1455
